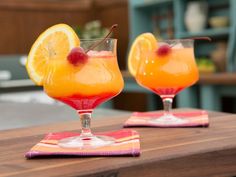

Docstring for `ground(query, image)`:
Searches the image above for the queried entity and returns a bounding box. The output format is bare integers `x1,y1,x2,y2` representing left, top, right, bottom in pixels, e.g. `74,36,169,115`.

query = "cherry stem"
85,24,118,53
185,37,212,41
170,36,211,48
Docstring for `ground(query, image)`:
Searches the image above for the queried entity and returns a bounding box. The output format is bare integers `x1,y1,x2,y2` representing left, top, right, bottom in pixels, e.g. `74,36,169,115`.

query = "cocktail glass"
135,39,199,125
44,38,124,148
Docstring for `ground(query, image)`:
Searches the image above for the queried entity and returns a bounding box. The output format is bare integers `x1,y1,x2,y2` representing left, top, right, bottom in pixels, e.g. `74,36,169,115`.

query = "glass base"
58,135,115,149
149,114,188,126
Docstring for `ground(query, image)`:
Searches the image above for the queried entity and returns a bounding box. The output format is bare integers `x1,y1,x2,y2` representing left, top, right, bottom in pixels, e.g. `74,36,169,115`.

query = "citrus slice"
128,33,157,76
26,24,80,85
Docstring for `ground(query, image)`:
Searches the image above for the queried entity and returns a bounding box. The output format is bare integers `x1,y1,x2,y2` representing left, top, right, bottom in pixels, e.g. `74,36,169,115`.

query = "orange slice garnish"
128,33,157,76
26,24,80,85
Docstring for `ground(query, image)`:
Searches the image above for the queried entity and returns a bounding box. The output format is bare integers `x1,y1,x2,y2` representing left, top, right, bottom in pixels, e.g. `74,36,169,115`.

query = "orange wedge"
26,24,80,85
128,33,157,76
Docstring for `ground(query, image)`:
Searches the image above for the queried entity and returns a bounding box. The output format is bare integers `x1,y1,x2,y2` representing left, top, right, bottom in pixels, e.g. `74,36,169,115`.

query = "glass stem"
79,112,93,138
162,98,173,115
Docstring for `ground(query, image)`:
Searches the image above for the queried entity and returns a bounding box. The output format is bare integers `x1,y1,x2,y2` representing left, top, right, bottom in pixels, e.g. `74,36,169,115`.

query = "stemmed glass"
135,39,199,125
44,38,124,148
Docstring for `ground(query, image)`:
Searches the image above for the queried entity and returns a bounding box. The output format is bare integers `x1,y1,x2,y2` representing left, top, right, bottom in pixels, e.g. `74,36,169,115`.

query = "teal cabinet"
129,0,236,70
128,0,236,111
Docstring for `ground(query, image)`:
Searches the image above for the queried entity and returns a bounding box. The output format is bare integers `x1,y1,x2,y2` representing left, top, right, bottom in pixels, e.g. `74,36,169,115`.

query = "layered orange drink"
44,50,124,111
128,33,199,99
26,24,124,112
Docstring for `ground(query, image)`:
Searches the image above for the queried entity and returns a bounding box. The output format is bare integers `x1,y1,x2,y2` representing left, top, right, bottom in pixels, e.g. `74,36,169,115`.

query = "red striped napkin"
124,110,209,128
26,129,140,159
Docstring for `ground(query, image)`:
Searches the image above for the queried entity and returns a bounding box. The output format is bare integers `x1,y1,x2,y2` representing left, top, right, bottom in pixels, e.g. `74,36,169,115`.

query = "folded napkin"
124,110,209,128
25,129,140,159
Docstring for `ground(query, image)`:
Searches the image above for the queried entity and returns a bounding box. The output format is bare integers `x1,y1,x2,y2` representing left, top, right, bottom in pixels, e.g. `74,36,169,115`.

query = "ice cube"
87,50,113,57
172,43,184,49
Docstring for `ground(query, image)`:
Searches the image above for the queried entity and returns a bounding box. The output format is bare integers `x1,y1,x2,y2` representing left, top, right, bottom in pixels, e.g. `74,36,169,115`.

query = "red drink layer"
149,87,184,99
55,92,117,112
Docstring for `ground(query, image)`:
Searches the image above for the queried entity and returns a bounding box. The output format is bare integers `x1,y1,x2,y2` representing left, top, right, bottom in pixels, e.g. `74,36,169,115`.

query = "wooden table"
0,108,236,177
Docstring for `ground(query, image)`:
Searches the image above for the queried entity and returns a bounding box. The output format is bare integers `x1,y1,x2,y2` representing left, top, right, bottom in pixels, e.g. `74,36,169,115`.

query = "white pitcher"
185,1,208,32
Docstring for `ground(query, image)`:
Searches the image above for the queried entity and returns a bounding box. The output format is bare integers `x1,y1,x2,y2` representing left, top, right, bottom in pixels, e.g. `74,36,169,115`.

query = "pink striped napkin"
124,110,209,128
26,129,140,159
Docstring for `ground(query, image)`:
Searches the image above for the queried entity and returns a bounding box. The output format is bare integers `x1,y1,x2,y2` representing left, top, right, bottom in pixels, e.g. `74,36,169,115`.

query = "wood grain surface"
198,73,236,85
0,108,236,177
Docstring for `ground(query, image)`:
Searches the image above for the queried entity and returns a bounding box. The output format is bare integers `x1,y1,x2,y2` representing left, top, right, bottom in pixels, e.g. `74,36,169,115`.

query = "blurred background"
1,0,236,113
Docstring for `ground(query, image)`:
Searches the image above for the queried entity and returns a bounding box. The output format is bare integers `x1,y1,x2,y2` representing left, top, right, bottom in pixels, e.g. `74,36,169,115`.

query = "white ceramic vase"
185,1,208,33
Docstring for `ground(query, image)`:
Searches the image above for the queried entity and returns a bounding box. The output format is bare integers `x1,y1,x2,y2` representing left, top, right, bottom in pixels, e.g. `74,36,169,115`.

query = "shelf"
176,27,230,38
0,79,35,88
199,72,236,85
133,0,172,9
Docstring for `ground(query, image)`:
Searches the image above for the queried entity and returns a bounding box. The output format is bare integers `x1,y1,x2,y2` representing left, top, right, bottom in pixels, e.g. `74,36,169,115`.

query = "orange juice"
44,51,124,111
136,47,199,98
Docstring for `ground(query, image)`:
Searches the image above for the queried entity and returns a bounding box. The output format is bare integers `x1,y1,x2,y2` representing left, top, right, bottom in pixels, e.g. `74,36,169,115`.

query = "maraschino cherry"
67,24,118,66
156,44,171,56
67,47,88,65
